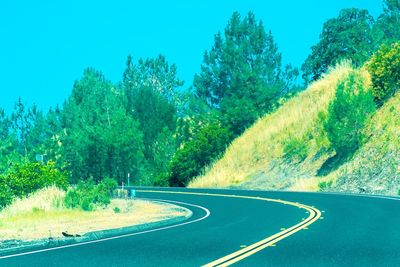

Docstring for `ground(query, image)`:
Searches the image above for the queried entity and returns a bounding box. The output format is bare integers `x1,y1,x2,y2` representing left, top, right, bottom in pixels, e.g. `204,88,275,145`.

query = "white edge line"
0,199,211,260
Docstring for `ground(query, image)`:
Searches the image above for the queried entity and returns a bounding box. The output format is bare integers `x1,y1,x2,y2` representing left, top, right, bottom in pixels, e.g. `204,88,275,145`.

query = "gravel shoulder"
0,198,192,254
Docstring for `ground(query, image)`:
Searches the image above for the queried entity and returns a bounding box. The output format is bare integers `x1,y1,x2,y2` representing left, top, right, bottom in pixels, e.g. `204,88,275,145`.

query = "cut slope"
190,63,365,189
325,90,400,195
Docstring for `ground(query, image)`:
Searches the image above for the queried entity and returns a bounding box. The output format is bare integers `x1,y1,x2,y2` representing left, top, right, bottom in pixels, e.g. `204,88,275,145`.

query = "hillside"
189,62,400,196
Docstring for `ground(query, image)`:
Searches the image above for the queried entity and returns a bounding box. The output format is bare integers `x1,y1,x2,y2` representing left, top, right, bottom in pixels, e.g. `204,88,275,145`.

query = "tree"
372,0,400,47
301,8,375,83
27,105,48,159
0,161,68,208
366,41,400,104
169,123,231,186
41,105,64,164
10,98,35,157
324,70,376,158
123,55,183,178
62,68,144,183
194,11,297,136
0,108,20,174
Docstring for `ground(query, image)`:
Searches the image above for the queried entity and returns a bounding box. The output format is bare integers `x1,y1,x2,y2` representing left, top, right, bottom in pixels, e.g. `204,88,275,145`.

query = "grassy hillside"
189,62,359,189
325,90,400,195
189,62,400,195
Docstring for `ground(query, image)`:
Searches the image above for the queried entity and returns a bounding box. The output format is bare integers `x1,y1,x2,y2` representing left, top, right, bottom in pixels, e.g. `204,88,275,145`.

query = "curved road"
1,187,400,266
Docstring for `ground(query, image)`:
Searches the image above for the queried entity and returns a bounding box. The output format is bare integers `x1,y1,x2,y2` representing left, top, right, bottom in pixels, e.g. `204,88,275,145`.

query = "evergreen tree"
194,11,297,136
10,98,35,157
123,55,183,179
62,68,144,183
0,108,19,173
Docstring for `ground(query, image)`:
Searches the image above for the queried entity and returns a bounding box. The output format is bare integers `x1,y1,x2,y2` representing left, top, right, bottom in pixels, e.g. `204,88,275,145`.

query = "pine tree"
62,68,144,183
194,11,297,136
123,55,182,179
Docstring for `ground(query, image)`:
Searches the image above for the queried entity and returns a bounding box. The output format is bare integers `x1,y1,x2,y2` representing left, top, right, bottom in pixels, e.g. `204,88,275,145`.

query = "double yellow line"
138,190,322,266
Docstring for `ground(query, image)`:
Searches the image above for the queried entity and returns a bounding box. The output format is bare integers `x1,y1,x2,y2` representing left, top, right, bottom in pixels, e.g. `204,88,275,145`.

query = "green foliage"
0,108,21,174
153,172,170,187
194,11,298,136
169,123,231,186
283,135,309,162
372,0,400,46
324,70,376,158
318,180,333,190
367,42,400,104
0,161,68,208
0,184,14,209
62,68,145,183
113,207,121,213
64,178,117,211
302,8,375,83
123,55,182,183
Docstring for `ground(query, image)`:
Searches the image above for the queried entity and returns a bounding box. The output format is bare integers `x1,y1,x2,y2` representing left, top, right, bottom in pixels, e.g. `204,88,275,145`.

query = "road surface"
1,187,400,266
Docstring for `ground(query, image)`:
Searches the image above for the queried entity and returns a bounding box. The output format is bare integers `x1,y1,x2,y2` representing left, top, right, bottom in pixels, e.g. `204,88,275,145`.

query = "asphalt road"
1,187,400,266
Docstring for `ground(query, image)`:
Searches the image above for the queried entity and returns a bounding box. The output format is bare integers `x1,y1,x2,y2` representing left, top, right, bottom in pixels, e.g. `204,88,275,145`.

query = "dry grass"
0,187,187,241
321,90,400,194
189,62,371,189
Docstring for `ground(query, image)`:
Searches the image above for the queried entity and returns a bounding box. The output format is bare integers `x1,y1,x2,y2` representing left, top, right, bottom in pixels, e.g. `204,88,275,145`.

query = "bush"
169,123,232,187
318,180,333,190
65,178,117,211
324,70,376,158
0,161,68,208
367,42,400,104
282,135,309,162
153,172,170,187
113,207,121,213
0,184,14,209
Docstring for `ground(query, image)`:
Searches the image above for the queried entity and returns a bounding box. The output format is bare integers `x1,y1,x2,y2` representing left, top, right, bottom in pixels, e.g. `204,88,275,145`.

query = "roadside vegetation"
191,39,400,195
0,186,187,241
1,0,400,219
189,62,355,188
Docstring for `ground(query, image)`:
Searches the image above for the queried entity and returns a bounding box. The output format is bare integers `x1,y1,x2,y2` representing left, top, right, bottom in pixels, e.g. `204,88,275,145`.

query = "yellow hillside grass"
317,89,400,194
190,62,371,188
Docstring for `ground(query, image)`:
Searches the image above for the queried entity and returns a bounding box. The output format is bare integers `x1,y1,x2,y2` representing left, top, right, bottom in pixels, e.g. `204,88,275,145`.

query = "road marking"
0,199,210,260
137,190,321,267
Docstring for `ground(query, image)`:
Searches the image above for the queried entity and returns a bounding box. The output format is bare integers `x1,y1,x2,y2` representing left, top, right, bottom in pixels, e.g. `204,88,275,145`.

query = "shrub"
324,70,376,158
113,207,121,213
0,184,14,209
0,161,68,209
318,180,333,190
282,135,309,162
65,178,117,211
169,123,231,187
153,172,170,187
367,42,400,104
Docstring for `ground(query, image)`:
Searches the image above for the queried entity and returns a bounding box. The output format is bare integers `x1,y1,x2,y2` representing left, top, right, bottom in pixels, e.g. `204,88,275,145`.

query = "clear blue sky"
0,0,383,113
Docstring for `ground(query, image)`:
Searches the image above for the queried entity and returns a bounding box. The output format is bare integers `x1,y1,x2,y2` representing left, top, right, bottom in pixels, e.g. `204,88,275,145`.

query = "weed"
113,207,121,213
318,180,333,190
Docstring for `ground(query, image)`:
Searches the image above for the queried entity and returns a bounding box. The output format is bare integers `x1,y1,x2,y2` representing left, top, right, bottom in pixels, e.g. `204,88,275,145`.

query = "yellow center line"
137,190,322,266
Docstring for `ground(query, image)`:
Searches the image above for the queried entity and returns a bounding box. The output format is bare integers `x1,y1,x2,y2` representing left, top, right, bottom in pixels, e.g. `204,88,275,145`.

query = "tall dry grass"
0,187,187,241
189,62,370,188
0,186,66,218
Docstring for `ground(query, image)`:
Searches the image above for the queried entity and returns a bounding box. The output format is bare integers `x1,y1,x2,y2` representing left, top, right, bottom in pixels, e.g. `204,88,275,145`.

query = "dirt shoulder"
0,198,190,245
